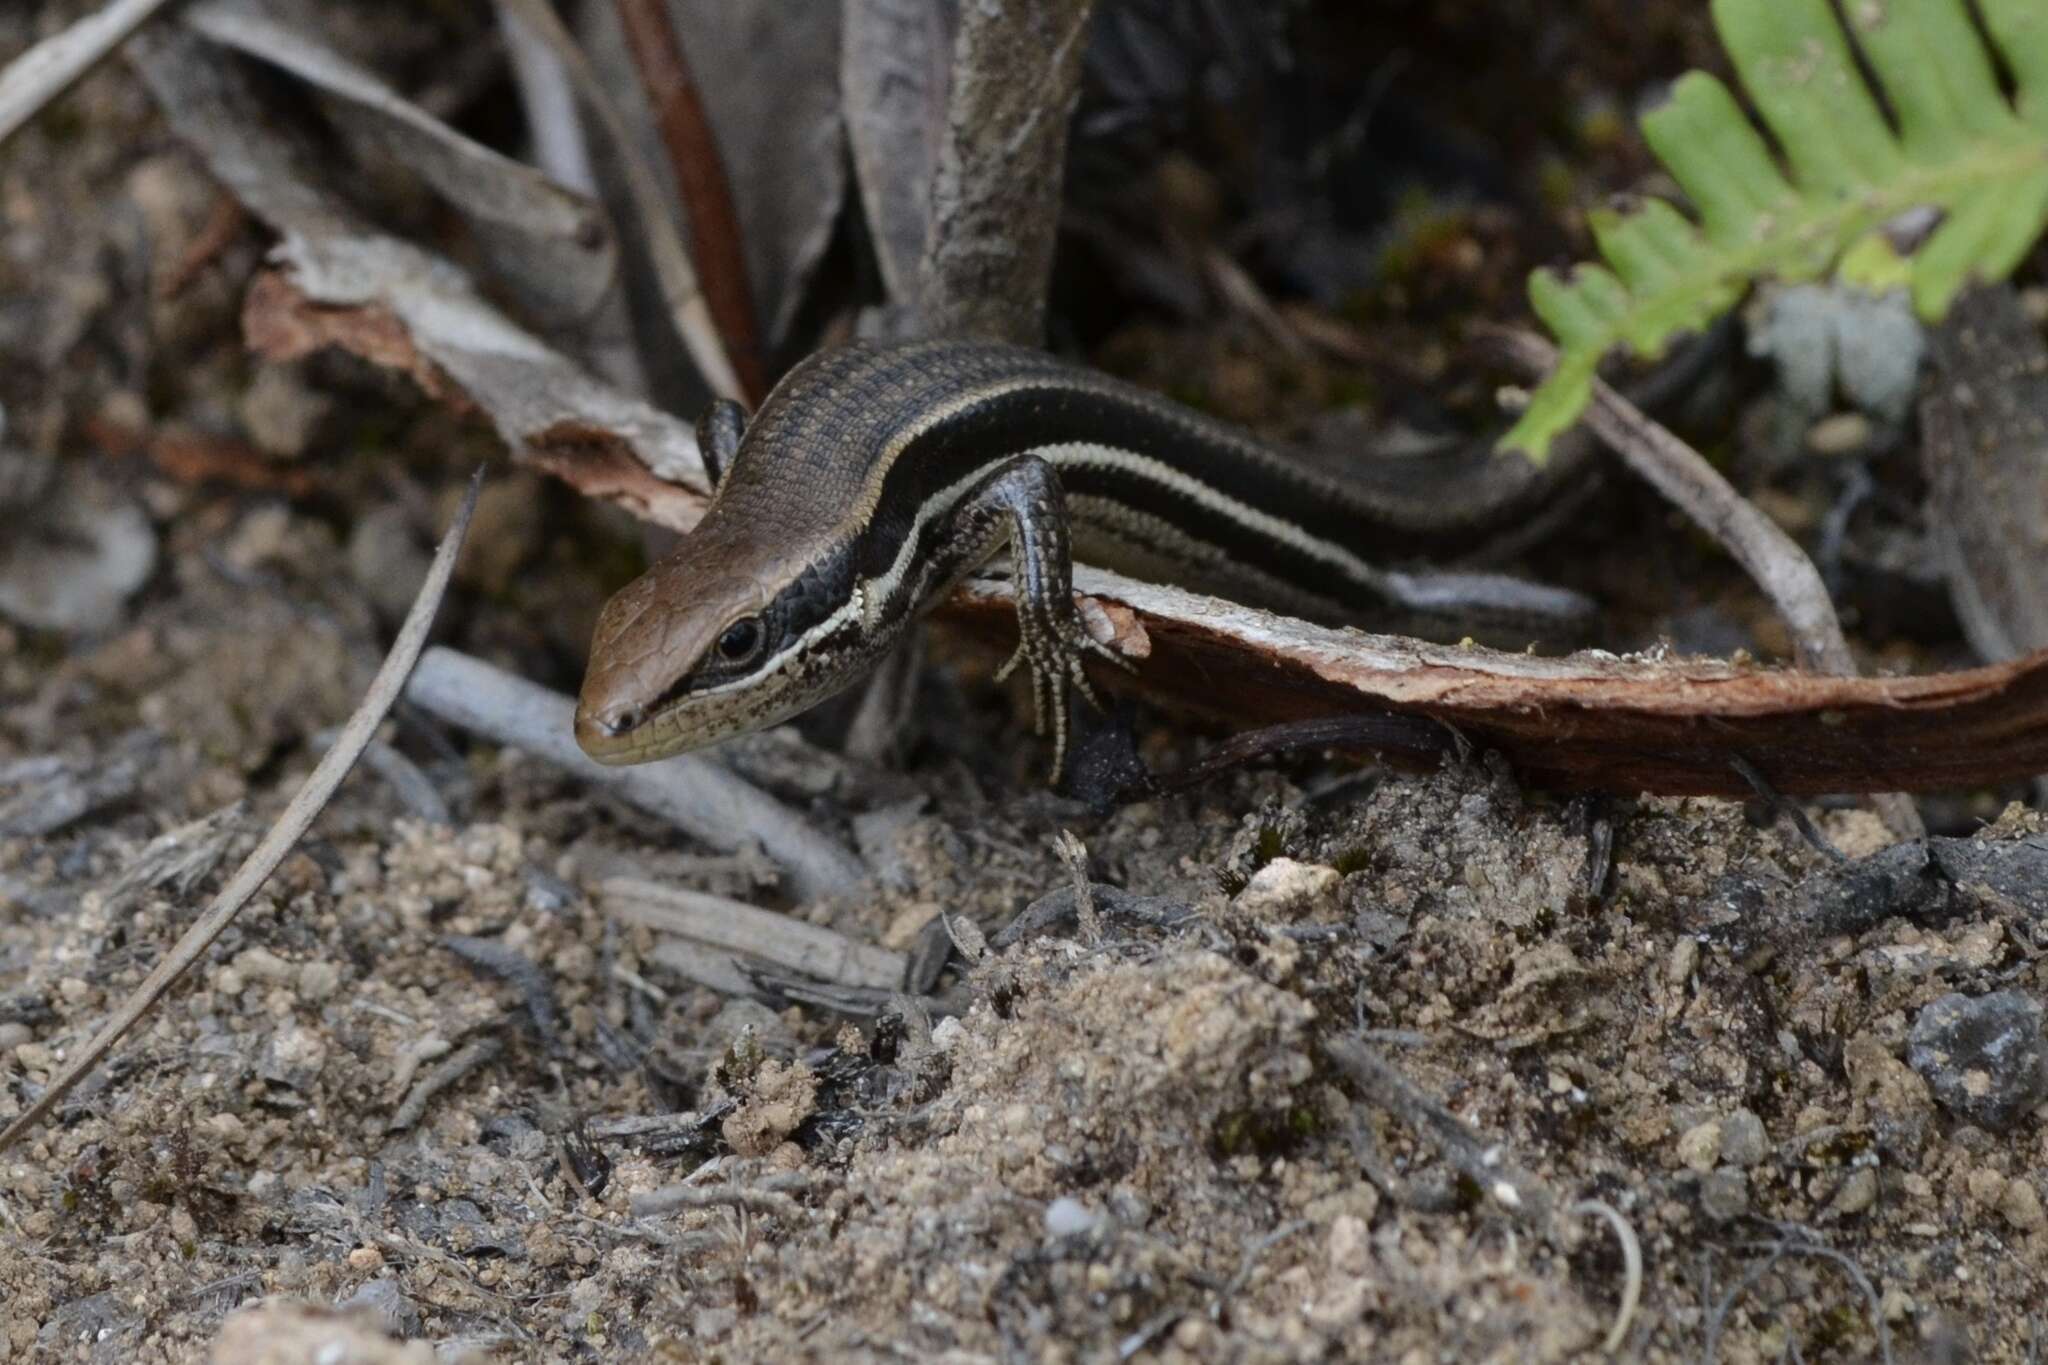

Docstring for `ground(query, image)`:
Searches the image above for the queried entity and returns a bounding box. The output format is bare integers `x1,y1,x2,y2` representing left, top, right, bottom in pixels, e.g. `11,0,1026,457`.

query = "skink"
575,337,1595,778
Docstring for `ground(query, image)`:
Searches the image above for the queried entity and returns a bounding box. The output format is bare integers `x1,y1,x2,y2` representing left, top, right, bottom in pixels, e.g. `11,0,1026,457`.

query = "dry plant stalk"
611,0,766,401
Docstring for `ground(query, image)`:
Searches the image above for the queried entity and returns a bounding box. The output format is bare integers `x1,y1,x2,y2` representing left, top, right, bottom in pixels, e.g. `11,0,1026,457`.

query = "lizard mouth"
574,697,666,765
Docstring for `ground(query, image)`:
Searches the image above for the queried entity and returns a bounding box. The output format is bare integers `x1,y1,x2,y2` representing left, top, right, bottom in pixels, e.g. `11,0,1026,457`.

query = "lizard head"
574,511,866,766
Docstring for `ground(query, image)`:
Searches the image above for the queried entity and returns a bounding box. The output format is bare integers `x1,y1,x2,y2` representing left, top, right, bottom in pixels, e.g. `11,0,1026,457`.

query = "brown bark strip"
946,567,2048,798
523,419,708,530
612,0,766,403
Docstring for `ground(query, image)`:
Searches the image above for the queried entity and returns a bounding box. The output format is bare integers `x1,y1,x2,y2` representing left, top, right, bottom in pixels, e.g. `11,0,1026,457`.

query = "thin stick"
497,2,597,193
0,471,483,1155
631,1177,808,1221
1489,329,1852,674
611,0,764,402
403,650,866,903
1324,1035,1553,1225
0,0,181,148
386,1032,503,1133
1488,328,1924,839
490,0,743,403
602,877,904,990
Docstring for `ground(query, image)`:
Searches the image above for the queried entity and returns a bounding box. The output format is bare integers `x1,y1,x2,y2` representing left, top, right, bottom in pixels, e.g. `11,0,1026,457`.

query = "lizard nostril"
608,706,644,735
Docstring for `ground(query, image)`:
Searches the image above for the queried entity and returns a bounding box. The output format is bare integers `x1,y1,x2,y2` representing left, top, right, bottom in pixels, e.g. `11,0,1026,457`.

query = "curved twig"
1572,1197,1644,1355
1486,326,1923,839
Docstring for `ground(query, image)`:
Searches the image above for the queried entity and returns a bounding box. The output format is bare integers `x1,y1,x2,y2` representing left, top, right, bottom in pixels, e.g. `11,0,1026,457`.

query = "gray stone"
1907,990,2048,1130
1720,1108,1769,1168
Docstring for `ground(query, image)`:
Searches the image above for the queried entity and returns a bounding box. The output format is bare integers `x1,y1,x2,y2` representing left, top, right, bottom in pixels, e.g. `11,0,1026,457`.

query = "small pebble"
1965,1167,2008,1209
1234,858,1341,920
1832,1167,1880,1217
1666,937,1699,990
0,1022,30,1050
347,505,432,625
2000,1177,2047,1234
1327,1214,1368,1277
233,946,291,983
297,960,341,1002
239,362,330,458
1044,1197,1102,1238
1719,1109,1768,1169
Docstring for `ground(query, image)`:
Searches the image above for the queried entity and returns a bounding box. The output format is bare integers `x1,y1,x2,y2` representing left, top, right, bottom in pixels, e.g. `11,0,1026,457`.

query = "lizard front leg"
937,456,1133,782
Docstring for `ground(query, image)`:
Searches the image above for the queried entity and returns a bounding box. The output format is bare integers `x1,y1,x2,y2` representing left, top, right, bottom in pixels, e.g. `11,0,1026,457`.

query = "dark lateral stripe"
1050,456,1389,603
860,377,1479,574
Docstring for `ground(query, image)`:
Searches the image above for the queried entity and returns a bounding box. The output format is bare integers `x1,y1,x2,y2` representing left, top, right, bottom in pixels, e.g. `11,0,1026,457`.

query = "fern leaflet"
1506,0,2048,460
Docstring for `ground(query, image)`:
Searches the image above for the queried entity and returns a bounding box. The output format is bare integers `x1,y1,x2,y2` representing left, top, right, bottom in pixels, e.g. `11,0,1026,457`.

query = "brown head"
574,503,872,765
577,340,989,764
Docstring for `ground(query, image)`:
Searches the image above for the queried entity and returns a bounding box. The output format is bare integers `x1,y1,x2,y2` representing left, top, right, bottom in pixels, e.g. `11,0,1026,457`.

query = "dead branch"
1486,327,1922,837
1325,1034,1554,1226
631,1173,812,1221
602,877,905,991
1921,285,2048,662
479,0,745,402
387,1032,505,1133
1486,327,1855,678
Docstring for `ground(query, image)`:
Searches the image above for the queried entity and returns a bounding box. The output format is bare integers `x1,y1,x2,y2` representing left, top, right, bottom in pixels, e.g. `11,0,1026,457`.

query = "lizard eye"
716,616,764,663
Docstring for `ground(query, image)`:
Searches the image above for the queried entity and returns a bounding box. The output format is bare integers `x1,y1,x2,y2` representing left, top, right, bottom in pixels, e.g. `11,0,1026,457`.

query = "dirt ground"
12,530,2048,1362
9,5,2048,1364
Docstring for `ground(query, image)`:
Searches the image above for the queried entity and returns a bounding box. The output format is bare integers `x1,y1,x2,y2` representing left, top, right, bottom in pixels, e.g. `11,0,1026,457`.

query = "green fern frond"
1505,0,2048,460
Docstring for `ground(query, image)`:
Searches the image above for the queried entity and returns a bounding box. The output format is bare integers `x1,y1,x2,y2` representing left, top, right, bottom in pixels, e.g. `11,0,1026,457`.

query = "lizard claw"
1001,593,1132,782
